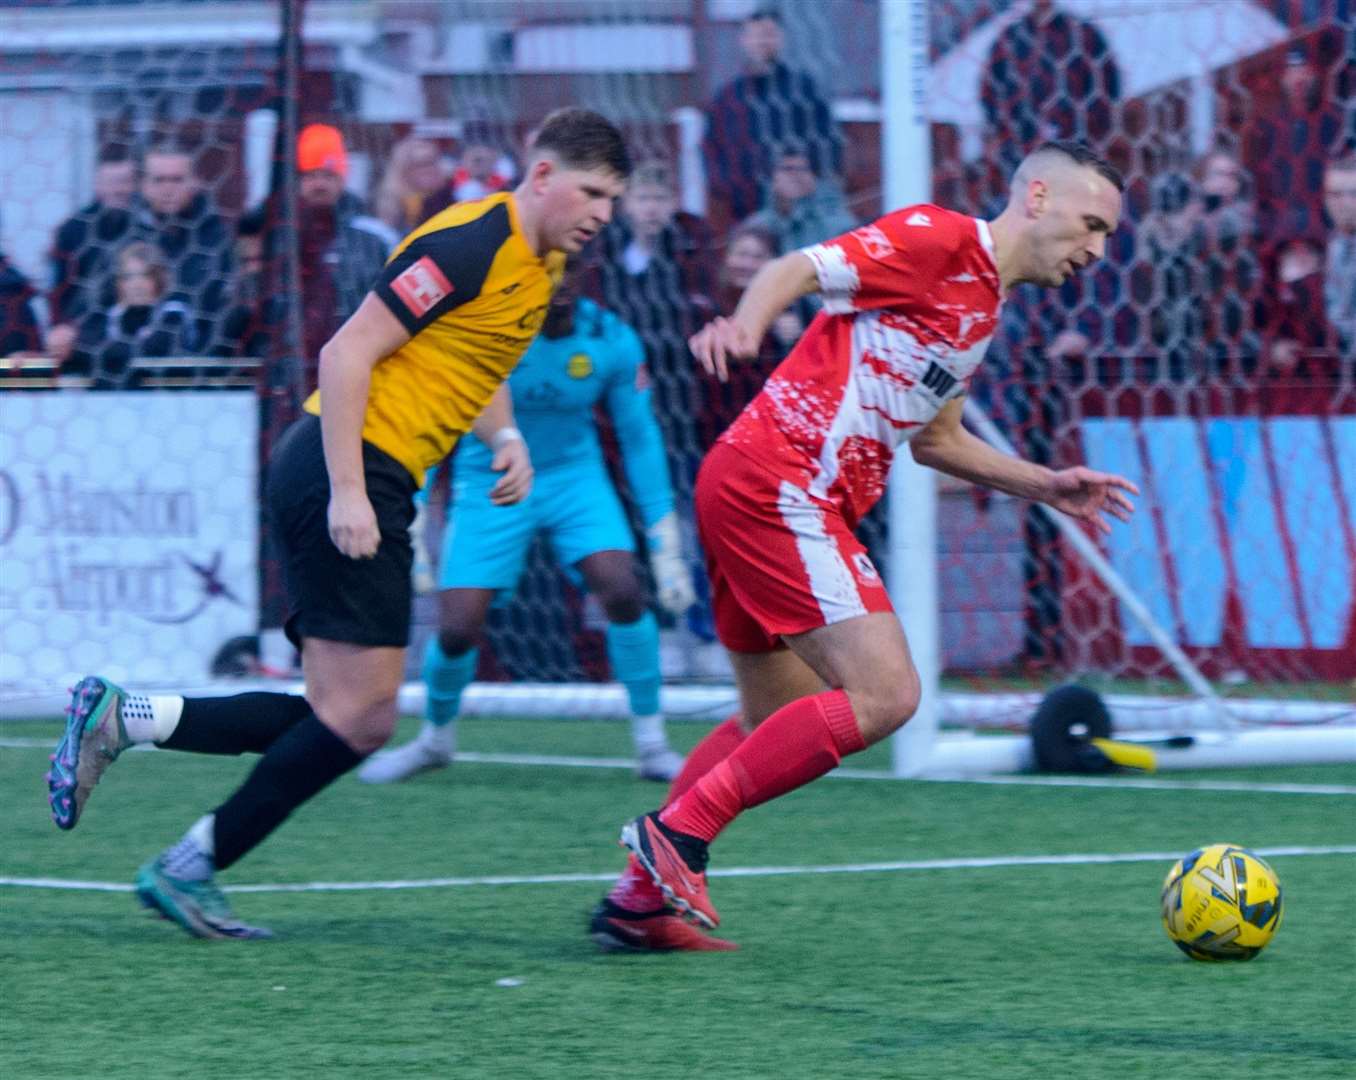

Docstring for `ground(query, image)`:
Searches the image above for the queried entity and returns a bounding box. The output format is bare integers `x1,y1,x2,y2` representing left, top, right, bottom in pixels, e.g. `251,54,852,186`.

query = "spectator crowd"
4,6,1352,398
0,3,1351,680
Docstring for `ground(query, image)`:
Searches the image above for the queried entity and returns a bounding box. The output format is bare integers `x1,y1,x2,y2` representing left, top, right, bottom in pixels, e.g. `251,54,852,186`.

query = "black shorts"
266,414,417,649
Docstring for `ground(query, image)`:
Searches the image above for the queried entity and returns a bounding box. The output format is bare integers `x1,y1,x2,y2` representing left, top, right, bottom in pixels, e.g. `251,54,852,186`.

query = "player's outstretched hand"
328,489,381,558
689,316,760,383
1044,467,1139,534
489,437,533,506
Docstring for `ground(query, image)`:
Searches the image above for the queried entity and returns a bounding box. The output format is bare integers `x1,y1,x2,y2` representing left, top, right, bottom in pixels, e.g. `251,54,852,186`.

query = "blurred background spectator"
1321,152,1356,359
589,160,714,488
744,137,856,261
702,6,843,229
374,135,447,234
1,243,44,357
449,122,515,203
1240,42,1347,242
292,122,398,368
51,240,200,386
1136,147,1263,381
47,144,137,333
695,219,805,452
1264,236,1328,377
125,139,234,344
210,207,274,359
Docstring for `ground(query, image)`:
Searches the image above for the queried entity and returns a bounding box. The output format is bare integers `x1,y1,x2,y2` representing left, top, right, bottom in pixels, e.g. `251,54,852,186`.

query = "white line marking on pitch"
3,738,1354,794
902,773,1356,796
3,845,1353,895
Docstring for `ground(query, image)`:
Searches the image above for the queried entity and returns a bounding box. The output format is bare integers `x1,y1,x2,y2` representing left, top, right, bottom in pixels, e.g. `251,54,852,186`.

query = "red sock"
659,690,864,843
664,716,746,807
609,715,746,910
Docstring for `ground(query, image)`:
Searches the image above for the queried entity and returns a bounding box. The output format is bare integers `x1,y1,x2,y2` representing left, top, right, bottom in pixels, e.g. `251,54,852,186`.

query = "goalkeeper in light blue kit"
359,270,694,784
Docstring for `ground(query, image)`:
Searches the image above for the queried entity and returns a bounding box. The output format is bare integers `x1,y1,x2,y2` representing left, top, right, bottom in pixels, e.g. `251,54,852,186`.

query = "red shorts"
695,442,895,653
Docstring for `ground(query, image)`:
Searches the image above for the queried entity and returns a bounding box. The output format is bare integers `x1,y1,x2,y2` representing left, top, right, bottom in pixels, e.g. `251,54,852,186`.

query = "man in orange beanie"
292,123,397,360
298,123,349,178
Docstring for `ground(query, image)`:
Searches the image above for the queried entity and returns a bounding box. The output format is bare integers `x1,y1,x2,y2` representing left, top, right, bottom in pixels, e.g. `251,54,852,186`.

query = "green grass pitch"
4,715,1354,1079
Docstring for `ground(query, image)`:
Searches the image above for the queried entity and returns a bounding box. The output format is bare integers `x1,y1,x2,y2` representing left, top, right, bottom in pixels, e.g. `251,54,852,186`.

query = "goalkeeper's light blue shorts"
439,461,636,592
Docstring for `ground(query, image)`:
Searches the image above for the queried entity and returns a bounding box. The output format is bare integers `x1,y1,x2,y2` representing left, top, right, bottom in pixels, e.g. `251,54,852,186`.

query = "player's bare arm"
471,382,533,506
689,251,818,382
317,293,411,558
911,398,1138,534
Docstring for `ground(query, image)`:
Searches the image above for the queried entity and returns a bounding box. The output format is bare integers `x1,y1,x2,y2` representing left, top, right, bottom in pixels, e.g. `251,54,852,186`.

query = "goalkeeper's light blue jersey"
453,298,674,528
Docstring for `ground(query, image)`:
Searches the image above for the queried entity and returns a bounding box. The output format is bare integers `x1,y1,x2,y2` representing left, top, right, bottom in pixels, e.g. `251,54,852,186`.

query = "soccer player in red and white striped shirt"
591,140,1140,952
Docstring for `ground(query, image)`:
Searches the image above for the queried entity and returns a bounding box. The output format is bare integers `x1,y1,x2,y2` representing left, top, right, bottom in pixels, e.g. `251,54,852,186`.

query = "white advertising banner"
0,391,259,695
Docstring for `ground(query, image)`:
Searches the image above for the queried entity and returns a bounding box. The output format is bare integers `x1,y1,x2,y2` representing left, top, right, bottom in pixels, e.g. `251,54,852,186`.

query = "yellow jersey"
304,192,565,482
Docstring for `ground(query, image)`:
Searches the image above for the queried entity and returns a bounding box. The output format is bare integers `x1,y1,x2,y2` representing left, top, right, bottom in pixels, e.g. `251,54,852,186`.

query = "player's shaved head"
1011,140,1123,200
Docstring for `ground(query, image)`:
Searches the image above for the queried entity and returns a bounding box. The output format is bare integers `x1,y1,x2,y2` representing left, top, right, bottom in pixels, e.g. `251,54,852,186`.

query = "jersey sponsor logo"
920,360,958,398
853,223,894,260
566,352,593,379
851,551,881,585
518,303,549,331
501,282,521,295
905,211,933,227
390,256,453,317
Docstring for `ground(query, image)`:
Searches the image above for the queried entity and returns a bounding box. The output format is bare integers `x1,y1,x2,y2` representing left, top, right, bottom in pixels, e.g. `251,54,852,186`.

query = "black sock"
159,693,313,755
212,713,364,870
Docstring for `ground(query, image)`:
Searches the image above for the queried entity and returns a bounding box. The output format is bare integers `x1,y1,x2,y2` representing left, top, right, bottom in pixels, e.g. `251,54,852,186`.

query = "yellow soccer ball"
1161,843,1283,961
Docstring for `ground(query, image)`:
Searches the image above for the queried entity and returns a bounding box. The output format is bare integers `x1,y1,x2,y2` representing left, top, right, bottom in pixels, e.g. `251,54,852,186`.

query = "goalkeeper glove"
645,511,696,616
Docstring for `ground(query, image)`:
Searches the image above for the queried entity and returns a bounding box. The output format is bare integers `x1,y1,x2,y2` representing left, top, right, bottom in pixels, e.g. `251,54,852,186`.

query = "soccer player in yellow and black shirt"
47,108,631,939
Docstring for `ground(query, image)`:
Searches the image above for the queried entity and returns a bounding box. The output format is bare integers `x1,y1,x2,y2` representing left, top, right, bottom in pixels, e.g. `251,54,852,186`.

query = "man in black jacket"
46,145,137,343
701,7,843,225
126,140,235,345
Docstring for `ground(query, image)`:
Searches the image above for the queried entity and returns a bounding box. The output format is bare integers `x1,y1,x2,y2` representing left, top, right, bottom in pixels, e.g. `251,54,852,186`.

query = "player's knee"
593,576,647,623
349,695,400,755
437,626,478,658
310,691,399,756
884,669,922,733
857,669,921,741
600,589,647,624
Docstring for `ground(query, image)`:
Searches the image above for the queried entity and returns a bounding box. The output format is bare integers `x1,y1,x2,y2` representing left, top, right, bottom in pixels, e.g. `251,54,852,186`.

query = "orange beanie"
297,123,348,177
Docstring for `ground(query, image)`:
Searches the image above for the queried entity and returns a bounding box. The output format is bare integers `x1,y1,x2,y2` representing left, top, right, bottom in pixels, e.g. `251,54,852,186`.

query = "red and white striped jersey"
719,205,1003,526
